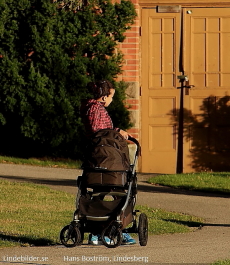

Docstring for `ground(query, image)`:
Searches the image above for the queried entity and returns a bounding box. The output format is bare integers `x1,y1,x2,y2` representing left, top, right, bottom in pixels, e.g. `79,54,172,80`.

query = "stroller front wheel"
60,224,81,248
101,224,123,248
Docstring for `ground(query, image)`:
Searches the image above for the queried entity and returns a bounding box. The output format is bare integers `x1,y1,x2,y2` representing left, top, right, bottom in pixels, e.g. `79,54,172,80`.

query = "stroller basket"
78,194,125,217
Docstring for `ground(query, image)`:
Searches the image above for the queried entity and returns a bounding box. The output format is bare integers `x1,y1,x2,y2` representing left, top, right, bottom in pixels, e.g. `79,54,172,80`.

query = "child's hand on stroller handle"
119,129,130,140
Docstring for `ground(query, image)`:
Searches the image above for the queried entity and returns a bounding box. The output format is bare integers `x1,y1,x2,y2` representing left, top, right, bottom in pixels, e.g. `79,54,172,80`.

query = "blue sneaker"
88,234,111,245
122,233,136,245
88,234,102,245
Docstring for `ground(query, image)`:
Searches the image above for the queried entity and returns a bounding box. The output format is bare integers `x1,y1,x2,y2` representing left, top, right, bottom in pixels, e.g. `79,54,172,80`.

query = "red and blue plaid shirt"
80,99,118,137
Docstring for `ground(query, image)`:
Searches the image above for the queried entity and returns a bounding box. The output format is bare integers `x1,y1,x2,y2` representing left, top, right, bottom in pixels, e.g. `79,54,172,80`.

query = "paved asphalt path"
0,164,229,265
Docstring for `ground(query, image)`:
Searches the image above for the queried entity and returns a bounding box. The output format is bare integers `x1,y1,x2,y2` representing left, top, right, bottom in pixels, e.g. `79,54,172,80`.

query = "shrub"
0,0,136,158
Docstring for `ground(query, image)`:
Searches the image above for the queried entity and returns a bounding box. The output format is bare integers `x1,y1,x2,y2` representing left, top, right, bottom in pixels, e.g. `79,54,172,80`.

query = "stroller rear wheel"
60,224,81,247
138,213,148,246
101,223,123,248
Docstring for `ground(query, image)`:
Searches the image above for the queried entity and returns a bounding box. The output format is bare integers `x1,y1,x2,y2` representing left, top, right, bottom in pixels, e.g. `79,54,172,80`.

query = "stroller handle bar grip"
128,136,141,157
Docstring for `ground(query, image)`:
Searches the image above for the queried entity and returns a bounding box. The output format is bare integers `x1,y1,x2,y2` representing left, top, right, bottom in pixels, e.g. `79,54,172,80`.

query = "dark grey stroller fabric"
81,129,130,187
78,196,125,217
83,171,127,187
82,129,130,172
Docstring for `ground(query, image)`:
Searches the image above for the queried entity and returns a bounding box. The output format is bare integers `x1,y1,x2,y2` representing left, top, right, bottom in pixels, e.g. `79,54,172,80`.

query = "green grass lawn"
212,261,230,265
1,157,227,250
148,172,230,265
0,179,203,248
148,172,230,194
0,155,82,169
0,180,74,247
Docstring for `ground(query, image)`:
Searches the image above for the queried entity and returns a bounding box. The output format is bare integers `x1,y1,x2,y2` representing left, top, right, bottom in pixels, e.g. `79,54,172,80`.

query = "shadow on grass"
0,233,55,246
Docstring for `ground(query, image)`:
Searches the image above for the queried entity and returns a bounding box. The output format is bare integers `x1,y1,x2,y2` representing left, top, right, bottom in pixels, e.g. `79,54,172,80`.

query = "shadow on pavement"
1,174,229,199
0,175,77,187
137,181,230,199
163,219,230,228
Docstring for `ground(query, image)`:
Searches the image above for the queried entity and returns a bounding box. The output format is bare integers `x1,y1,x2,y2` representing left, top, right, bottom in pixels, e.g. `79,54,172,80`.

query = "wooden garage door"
141,7,230,173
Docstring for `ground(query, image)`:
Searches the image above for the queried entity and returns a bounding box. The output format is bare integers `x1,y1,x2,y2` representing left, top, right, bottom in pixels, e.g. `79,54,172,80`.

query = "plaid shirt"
80,99,118,137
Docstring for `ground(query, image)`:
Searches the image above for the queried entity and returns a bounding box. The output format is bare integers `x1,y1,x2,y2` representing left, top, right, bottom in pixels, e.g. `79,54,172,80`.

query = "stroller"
60,129,148,248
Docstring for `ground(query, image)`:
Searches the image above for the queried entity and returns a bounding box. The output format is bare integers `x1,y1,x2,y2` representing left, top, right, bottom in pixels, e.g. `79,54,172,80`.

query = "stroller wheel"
138,213,148,246
101,224,123,248
79,226,84,244
60,224,81,247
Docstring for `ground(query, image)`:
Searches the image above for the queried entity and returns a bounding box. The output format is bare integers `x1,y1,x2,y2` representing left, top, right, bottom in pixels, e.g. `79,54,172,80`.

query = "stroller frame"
60,136,148,248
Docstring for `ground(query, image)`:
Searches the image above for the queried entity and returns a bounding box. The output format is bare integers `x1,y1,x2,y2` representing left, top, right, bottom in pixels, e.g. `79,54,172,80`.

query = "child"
80,80,136,245
80,80,129,139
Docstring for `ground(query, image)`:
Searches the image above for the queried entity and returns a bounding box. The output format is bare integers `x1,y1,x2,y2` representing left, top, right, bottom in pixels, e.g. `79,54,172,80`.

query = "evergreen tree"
0,0,136,158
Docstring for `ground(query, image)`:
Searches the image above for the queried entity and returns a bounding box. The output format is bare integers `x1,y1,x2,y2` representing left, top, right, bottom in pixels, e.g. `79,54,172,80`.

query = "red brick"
121,43,138,49
122,77,138,82
126,99,139,104
125,104,139,110
124,54,138,60
127,49,138,54
122,65,138,71
127,38,139,43
127,59,139,64
124,32,139,38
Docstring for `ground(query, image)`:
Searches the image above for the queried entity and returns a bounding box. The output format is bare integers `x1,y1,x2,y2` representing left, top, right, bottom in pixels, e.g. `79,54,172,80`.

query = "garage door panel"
149,125,177,151
149,96,177,118
141,7,230,173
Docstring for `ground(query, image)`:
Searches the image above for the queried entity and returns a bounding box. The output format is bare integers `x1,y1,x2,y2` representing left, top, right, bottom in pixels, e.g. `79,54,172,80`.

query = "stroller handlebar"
128,136,141,157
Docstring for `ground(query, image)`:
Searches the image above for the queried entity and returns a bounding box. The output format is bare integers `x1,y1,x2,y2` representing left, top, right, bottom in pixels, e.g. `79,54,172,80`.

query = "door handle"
184,80,195,95
177,75,195,95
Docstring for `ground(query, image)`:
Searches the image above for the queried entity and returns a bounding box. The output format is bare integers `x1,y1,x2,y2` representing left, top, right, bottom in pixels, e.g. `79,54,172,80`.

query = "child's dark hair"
87,80,114,99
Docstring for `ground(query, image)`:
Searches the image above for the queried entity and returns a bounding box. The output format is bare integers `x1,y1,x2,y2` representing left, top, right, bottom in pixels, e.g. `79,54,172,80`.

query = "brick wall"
117,0,140,140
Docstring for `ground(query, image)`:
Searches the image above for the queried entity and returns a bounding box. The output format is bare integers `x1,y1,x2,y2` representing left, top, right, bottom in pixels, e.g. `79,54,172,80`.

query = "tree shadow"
137,181,230,198
0,175,77,187
161,219,203,228
1,175,229,198
162,219,230,228
169,95,230,172
0,233,54,246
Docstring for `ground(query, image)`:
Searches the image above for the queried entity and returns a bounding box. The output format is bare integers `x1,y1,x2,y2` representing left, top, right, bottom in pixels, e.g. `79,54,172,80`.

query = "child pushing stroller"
60,80,148,248
80,80,135,245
